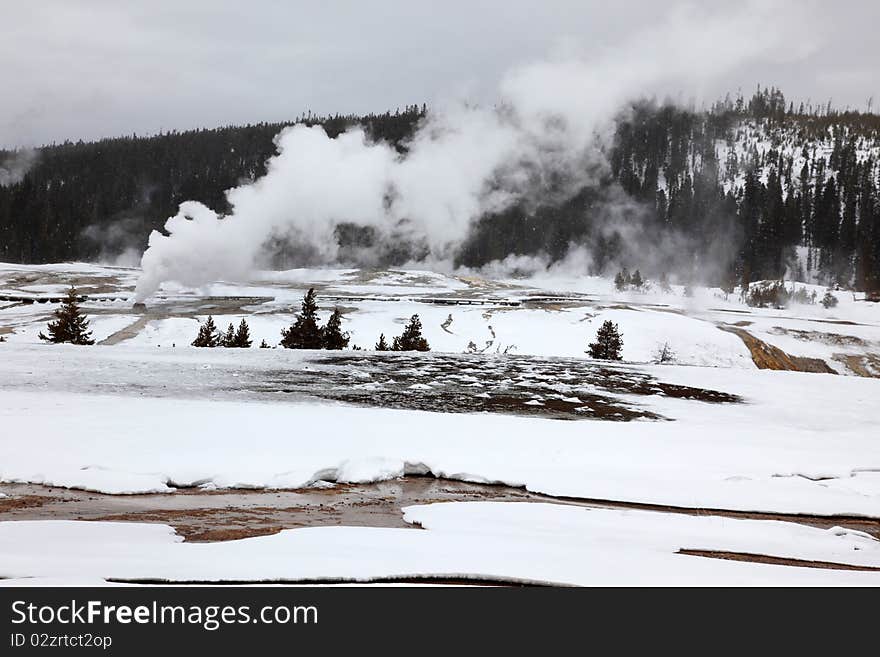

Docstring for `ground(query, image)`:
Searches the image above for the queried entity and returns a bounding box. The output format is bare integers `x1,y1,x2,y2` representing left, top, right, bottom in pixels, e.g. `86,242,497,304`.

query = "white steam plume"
135,1,815,301
0,148,39,186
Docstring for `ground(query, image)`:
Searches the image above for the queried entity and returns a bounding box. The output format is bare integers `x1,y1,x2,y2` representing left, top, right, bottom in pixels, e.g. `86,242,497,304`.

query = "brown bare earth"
0,479,540,542
0,494,51,512
834,353,880,378
2,478,878,546
769,326,867,347
719,325,837,373
678,549,880,572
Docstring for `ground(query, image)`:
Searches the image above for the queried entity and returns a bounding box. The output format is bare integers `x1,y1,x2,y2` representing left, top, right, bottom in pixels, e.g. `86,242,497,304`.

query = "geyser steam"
134,2,812,301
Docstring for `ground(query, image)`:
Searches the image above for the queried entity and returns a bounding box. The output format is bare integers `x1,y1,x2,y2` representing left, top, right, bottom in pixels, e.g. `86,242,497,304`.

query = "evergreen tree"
653,341,675,364
375,333,390,351
280,288,323,349
588,320,623,361
231,319,252,348
39,287,94,345
259,339,271,349
191,315,220,347
391,315,430,351
821,291,839,309
220,322,236,348
630,269,644,289
321,308,349,349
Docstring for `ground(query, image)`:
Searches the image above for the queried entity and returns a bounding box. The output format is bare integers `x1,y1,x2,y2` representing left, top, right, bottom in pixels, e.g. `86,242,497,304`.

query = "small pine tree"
821,291,838,309
192,315,221,347
259,339,271,349
280,288,323,349
321,308,350,349
614,269,629,291
39,287,94,345
220,322,236,348
231,319,252,348
630,269,644,289
375,333,390,351
588,320,623,360
653,341,675,364
392,315,430,351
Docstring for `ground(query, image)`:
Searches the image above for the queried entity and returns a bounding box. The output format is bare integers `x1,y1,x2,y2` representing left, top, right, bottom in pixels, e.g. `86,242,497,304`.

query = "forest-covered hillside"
1,89,879,291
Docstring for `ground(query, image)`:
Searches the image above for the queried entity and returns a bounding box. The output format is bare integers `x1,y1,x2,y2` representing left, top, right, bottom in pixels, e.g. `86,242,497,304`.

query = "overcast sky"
2,0,878,148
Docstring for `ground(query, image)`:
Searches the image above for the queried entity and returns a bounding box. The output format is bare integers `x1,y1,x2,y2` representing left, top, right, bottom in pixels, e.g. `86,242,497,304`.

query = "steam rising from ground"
0,149,38,187
135,2,813,301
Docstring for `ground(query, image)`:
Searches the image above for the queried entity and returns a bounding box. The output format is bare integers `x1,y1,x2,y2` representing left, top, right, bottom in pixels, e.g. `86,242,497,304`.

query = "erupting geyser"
131,2,800,302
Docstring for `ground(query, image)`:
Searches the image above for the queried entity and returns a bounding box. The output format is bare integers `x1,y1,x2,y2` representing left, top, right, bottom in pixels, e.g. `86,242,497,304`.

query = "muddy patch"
0,479,538,542
3,478,877,546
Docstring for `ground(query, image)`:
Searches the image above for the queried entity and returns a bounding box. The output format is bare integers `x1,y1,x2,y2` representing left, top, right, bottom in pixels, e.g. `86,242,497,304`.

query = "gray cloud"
1,0,876,147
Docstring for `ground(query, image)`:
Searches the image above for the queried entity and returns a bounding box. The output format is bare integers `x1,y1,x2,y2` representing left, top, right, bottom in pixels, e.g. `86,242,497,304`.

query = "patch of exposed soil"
569,495,880,539
768,326,866,347
3,478,878,547
834,353,880,378
0,479,538,542
98,315,157,345
719,325,836,374
678,549,880,572
710,308,751,314
808,318,860,326
0,494,54,512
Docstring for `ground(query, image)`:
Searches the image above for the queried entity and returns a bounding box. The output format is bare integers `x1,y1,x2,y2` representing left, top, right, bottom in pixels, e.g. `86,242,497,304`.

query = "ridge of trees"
2,90,879,291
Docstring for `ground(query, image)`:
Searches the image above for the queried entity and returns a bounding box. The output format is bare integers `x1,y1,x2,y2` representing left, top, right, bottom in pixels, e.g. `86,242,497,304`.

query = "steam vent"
132,302,147,312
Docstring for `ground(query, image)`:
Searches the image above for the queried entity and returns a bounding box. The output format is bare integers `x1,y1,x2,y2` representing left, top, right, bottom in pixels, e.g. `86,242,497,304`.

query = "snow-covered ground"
1,262,879,585
2,262,879,371
1,359,878,514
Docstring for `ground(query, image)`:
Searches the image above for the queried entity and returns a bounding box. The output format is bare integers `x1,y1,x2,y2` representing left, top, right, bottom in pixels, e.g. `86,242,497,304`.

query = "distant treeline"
460,87,880,291
0,106,426,264
2,87,880,291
